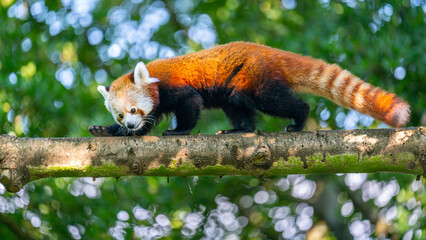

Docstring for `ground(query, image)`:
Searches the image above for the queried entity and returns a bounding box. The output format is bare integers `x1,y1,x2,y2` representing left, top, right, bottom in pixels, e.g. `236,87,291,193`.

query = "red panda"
89,42,410,136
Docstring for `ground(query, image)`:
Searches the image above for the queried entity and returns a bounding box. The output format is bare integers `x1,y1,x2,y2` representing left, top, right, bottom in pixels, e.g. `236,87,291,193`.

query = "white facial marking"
136,96,154,114
124,114,144,130
109,90,154,130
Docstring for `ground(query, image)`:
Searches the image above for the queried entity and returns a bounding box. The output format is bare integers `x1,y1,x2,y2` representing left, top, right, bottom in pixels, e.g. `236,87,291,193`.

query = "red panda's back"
146,42,285,93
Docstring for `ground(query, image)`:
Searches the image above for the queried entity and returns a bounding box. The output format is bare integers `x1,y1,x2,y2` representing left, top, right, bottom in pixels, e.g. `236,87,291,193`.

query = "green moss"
253,154,265,164
307,153,323,162
169,158,179,168
267,157,304,175
29,163,128,180
26,152,422,183
146,164,243,176
327,154,344,167
340,154,361,172
305,153,329,172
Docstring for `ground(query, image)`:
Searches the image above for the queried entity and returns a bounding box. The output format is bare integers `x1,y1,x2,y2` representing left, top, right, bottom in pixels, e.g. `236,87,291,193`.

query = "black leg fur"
256,82,310,132
218,104,255,134
162,92,203,136
217,92,256,134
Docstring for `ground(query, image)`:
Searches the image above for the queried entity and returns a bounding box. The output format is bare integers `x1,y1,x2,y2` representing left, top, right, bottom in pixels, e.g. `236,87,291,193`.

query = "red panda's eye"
131,108,136,114
118,114,123,119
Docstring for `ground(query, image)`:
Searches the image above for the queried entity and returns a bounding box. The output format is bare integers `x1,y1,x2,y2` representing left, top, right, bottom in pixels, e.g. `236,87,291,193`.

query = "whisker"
145,117,156,120
145,119,157,125
144,115,157,126
117,126,127,135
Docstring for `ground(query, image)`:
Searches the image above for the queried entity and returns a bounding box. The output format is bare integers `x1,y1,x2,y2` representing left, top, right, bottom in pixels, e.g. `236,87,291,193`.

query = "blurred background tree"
0,0,424,239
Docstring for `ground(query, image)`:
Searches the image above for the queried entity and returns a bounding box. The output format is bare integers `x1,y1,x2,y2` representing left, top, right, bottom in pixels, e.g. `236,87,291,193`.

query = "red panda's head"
98,62,159,131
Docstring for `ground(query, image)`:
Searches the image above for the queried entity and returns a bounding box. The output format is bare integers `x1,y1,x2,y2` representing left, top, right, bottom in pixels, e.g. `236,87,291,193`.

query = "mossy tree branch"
1,127,425,193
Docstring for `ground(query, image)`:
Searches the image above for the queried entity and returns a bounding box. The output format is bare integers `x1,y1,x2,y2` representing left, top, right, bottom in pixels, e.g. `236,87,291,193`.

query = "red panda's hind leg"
216,98,256,134
256,83,310,132
284,101,310,132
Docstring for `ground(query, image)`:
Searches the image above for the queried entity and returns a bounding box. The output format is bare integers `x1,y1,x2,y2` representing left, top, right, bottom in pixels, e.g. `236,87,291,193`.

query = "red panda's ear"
134,62,159,87
97,85,109,100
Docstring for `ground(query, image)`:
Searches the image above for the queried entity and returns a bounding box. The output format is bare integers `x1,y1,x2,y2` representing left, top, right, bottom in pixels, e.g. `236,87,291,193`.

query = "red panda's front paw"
88,125,112,137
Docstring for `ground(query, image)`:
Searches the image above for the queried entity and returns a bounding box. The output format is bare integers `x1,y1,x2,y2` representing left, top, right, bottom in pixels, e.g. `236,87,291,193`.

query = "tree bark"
1,127,425,193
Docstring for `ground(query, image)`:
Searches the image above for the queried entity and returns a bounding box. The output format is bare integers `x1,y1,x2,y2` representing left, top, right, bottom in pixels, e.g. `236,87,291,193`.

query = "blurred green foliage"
0,0,424,239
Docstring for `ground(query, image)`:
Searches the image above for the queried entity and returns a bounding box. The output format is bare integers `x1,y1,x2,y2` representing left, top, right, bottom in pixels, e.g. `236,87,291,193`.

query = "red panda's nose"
127,123,135,129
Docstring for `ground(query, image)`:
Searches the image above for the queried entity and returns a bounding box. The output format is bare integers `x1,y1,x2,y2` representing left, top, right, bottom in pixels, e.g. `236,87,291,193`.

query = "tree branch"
1,127,425,192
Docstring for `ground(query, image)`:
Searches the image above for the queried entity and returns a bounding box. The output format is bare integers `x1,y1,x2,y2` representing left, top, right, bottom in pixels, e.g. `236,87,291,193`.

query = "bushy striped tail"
288,57,410,127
